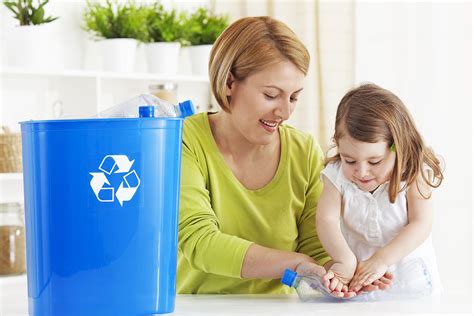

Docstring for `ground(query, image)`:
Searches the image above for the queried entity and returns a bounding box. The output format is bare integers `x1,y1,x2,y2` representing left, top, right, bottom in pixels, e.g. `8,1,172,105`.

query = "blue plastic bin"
20,117,183,316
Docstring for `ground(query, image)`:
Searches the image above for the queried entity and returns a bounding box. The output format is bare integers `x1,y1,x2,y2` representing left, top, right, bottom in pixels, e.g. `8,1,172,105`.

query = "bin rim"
19,117,183,124
19,117,184,132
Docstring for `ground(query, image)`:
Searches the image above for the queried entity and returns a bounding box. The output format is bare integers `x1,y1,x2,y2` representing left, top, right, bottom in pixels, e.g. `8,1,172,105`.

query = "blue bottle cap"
139,105,155,118
178,100,196,118
281,269,297,287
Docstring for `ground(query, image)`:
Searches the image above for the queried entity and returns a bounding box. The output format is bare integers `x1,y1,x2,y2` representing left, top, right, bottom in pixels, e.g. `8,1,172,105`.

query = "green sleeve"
295,138,332,267
178,141,253,278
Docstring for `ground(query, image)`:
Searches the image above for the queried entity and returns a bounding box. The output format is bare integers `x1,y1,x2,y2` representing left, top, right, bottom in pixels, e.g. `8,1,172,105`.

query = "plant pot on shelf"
99,38,137,73
188,44,212,77
4,23,64,70
145,42,180,75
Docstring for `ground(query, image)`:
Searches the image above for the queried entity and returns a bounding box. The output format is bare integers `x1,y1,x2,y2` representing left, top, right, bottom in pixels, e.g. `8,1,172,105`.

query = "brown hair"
209,16,310,112
327,83,444,203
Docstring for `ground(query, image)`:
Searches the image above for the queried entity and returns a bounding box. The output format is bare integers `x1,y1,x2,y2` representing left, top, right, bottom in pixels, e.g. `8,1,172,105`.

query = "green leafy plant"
181,7,229,46
82,0,148,41
144,3,185,43
3,0,58,26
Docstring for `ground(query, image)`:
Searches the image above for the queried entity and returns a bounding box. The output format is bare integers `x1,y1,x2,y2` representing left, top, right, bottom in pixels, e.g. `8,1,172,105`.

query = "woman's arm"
179,141,254,278
349,173,434,291
241,244,320,279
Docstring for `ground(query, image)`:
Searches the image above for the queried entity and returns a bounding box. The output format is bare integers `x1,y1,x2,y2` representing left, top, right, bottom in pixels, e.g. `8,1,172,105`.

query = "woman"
177,16,391,295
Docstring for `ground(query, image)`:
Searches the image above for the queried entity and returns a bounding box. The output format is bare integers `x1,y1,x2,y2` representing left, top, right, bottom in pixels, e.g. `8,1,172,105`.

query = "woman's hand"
295,261,332,284
349,256,389,292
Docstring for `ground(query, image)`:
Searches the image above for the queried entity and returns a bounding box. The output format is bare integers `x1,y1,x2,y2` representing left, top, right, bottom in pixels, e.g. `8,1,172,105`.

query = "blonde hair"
209,16,310,112
327,83,444,203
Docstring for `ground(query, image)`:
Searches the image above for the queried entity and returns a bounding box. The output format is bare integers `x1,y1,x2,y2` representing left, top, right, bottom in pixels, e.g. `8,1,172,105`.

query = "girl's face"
338,134,396,192
226,60,305,145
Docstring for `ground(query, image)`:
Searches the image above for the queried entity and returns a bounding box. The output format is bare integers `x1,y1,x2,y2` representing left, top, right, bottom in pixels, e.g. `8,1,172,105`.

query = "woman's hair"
209,16,310,112
327,83,444,203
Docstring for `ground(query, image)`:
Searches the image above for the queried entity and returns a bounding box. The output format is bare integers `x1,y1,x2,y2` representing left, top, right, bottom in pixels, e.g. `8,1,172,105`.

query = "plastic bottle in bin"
97,94,195,118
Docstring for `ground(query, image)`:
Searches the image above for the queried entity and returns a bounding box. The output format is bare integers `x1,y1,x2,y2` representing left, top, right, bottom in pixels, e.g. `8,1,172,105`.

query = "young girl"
316,83,444,299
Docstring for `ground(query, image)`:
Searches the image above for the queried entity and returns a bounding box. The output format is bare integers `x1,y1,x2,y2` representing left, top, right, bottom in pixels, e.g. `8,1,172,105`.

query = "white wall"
355,1,472,296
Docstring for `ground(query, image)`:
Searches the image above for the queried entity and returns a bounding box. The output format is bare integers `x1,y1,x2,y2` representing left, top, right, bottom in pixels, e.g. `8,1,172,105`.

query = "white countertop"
0,275,471,315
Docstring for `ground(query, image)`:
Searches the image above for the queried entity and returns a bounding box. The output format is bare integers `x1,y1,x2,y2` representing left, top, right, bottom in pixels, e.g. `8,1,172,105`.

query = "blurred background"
0,0,471,311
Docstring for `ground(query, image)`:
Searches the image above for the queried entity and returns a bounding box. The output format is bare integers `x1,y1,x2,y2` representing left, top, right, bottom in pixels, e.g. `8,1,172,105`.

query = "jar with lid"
149,83,178,104
0,202,26,276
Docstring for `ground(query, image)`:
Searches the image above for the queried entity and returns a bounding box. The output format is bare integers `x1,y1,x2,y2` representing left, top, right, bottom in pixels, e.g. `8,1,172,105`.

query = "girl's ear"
226,72,235,97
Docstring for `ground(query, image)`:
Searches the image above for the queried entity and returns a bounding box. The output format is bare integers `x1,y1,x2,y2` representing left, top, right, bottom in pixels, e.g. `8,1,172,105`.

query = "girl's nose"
355,164,369,178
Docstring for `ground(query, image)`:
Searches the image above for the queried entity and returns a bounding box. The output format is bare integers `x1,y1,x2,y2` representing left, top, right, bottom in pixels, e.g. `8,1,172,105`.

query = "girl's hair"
209,16,310,112
327,83,444,203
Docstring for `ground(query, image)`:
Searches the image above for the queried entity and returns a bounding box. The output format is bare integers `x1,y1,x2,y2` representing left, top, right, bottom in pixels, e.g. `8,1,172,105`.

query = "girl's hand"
295,262,356,298
357,272,393,293
349,257,388,292
328,262,355,289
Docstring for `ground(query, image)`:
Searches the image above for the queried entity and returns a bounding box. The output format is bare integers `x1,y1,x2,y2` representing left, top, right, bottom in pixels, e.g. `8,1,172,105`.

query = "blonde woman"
177,17,391,295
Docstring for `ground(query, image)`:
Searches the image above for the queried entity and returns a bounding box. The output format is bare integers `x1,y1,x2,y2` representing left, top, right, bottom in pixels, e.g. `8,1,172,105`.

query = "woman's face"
226,61,305,145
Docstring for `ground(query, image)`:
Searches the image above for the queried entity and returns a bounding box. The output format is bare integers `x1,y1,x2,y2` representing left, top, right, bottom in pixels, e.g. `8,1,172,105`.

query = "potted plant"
181,8,228,77
82,0,148,73
143,4,184,75
3,0,62,69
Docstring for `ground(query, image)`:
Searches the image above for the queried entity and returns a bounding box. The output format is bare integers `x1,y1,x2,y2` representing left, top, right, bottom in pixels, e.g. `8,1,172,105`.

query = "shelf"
0,173,23,180
1,67,209,83
0,273,27,285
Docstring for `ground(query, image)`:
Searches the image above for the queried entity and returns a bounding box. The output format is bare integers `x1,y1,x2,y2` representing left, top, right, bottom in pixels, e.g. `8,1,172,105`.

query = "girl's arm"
349,173,434,291
316,176,357,283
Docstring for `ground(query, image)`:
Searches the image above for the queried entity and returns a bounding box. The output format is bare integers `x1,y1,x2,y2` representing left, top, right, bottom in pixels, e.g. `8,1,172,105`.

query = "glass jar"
149,83,178,104
0,202,26,276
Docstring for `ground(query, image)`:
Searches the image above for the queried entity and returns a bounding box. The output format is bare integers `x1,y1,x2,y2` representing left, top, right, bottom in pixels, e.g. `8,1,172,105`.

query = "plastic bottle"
97,94,195,118
281,269,336,301
281,257,433,302
358,257,433,301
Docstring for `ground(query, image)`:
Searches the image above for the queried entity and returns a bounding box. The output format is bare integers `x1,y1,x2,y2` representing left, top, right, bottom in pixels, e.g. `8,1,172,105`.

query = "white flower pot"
5,23,64,70
188,44,213,77
99,38,137,73
145,42,180,75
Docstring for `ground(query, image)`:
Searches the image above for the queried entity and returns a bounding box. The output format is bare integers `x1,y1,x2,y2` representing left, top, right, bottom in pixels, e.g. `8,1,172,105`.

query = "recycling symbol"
89,155,140,206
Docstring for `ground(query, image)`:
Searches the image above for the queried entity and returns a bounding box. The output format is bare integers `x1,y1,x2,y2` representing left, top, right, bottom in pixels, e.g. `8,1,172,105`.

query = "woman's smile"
259,119,280,132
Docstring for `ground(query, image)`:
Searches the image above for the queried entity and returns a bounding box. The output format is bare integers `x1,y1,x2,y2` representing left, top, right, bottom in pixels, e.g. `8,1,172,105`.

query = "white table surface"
0,274,471,315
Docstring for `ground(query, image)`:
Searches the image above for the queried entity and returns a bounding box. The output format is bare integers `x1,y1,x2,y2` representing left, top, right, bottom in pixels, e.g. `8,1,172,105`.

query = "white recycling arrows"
89,172,113,202
99,155,135,174
89,155,140,206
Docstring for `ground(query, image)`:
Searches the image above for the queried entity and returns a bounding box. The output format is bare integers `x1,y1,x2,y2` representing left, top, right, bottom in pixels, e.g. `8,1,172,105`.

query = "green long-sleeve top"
177,112,331,294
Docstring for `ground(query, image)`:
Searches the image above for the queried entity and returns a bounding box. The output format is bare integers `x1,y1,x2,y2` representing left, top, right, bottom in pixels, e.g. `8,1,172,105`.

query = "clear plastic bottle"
281,257,433,302
358,257,433,301
97,94,195,118
281,269,335,301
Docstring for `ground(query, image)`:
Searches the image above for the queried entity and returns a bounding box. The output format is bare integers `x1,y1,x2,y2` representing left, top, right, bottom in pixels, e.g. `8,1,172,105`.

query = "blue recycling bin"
20,117,184,316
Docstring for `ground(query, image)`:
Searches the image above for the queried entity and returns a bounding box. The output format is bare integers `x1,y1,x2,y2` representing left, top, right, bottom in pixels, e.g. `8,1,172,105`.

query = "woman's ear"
226,72,235,97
